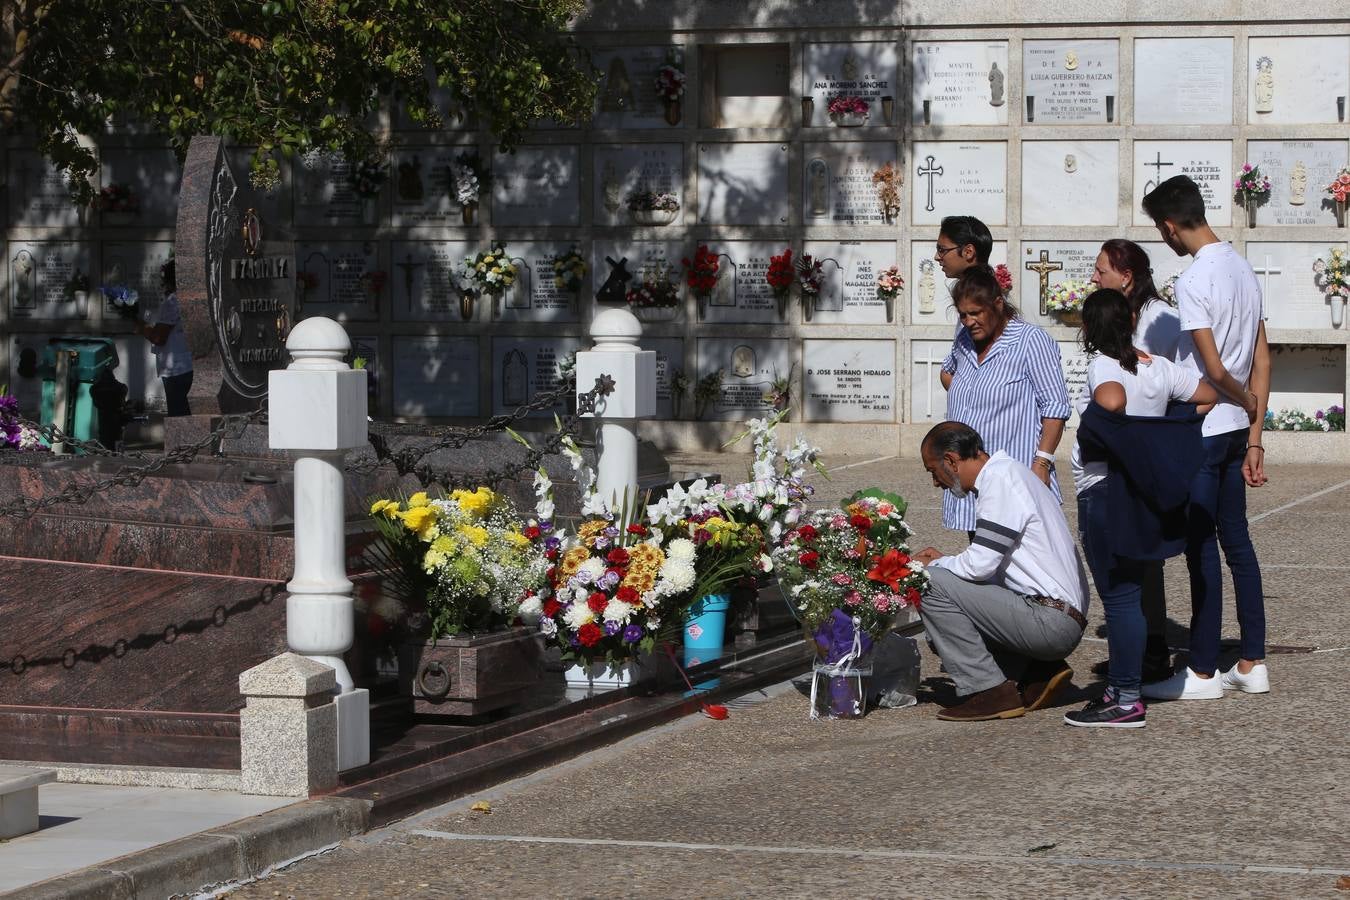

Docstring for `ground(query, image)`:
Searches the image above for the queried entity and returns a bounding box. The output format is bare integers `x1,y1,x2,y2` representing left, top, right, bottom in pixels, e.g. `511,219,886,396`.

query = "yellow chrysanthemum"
504,530,530,548
559,546,591,580
399,506,437,537
620,568,657,594
407,491,430,508
577,520,609,546
458,524,489,547
451,487,495,518
370,499,393,516
430,534,456,554
627,543,665,571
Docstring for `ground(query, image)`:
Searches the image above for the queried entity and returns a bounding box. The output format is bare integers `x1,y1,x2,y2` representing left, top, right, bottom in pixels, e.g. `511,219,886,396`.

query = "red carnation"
850,514,873,531
799,550,820,569
798,525,818,542
523,525,541,540
607,548,631,566
577,622,604,647
542,598,562,618
587,592,609,614
545,548,559,561
627,524,649,536
616,586,640,604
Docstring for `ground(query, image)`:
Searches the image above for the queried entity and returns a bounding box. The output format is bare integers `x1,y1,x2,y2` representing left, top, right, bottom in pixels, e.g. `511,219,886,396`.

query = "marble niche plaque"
1137,242,1192,291
589,240,683,311
7,241,93,320
697,143,789,226
295,242,380,319
1247,37,1350,125
390,240,475,322
491,337,585,417
1023,39,1119,124
492,146,581,227
801,241,895,325
6,151,83,228
911,41,1010,126
697,241,782,325
100,147,181,228
100,241,174,317
644,337,685,420
1018,241,1099,321
910,339,953,422
1249,141,1350,227
1060,340,1092,425
910,142,1007,226
1021,141,1118,227
909,240,1009,325
391,336,480,417
347,333,382,415
1132,142,1232,227
1247,242,1350,331
492,243,583,324
803,340,896,423
293,150,362,226
802,142,894,226
802,43,899,126
593,144,683,227
1268,345,1345,415
388,147,463,228
593,46,685,128
696,338,791,421
1133,38,1234,126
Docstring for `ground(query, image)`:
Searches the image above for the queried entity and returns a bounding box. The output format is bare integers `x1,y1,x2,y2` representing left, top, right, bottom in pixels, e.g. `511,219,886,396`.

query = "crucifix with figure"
1025,249,1064,315
917,155,944,213
1143,150,1174,194
396,253,424,306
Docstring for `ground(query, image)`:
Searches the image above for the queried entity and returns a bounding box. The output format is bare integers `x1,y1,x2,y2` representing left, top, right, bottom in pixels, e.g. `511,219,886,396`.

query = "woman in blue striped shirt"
940,268,1071,532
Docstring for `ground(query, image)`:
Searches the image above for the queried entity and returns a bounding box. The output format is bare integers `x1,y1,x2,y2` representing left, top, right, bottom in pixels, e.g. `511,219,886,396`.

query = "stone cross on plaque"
1251,255,1283,299
596,256,633,305
1025,249,1064,315
1143,150,1174,194
914,343,948,419
917,155,944,213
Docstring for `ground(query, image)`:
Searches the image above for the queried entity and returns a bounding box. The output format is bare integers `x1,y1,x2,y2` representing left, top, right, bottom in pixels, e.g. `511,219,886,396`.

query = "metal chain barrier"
0,405,269,519
10,414,153,460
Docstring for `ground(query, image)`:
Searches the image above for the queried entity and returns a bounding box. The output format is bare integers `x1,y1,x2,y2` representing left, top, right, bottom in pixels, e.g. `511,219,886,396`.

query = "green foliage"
2,0,597,204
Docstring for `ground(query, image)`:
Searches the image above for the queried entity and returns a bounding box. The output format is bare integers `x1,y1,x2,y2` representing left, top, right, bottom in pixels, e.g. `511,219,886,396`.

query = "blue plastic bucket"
682,594,731,689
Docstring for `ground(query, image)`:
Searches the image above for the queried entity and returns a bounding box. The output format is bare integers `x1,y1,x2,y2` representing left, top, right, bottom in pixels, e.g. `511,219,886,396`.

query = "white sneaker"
1220,662,1270,694
1140,666,1224,701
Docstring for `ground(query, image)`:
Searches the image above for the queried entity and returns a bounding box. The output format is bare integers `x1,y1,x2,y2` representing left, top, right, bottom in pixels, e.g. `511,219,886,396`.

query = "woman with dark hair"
937,267,1071,534
1088,238,1181,680
1065,289,1229,728
1091,238,1180,360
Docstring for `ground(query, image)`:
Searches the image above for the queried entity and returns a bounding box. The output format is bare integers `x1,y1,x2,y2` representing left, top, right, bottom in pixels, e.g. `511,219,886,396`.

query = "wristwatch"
1034,450,1055,465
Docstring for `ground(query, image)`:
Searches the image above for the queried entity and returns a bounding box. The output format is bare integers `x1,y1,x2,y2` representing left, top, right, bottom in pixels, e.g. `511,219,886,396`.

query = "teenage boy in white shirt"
913,421,1089,721
1139,175,1272,701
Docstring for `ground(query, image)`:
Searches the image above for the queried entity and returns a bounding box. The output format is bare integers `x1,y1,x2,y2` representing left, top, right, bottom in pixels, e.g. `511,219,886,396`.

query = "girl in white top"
1065,289,1220,729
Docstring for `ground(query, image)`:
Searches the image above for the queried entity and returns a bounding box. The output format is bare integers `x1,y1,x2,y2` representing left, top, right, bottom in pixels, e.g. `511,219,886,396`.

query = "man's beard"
942,462,967,499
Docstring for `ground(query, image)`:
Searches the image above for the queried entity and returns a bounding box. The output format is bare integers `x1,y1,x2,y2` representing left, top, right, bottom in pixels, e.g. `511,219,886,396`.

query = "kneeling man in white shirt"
914,421,1090,721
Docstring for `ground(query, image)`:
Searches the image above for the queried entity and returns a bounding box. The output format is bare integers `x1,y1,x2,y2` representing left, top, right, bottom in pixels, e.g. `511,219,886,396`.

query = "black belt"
1030,595,1087,630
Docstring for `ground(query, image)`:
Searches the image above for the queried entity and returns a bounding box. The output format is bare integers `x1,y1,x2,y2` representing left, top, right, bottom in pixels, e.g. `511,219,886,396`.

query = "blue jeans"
1185,428,1266,675
1078,482,1147,701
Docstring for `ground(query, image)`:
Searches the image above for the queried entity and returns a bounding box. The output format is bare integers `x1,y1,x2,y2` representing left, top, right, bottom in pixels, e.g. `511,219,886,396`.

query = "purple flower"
603,620,623,636
623,624,643,643
568,572,593,590
544,536,561,551
593,535,612,550
540,521,555,534
596,570,621,591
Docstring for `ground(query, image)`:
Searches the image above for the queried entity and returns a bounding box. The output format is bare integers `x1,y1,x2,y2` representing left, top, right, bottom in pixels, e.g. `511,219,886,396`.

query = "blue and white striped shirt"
941,317,1071,531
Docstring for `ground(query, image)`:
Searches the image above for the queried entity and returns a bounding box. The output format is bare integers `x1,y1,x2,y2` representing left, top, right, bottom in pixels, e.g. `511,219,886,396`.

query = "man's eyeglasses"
934,244,960,257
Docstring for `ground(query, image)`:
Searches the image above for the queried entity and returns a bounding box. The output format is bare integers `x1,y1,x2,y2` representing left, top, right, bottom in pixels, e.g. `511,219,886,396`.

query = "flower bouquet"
1321,405,1346,431
826,94,869,126
1158,272,1180,304
1326,167,1350,227
627,189,680,226
348,157,387,199
694,370,721,419
876,265,904,323
766,248,795,319
682,244,720,319
460,246,518,309
625,264,681,320
1,388,46,452
358,269,387,301
1235,163,1271,226
772,490,928,719
871,163,902,222
97,183,138,223
1046,279,1095,327
1314,247,1349,327
101,284,140,321
994,263,1013,297
654,62,686,125
367,488,550,713
453,152,489,223
551,247,588,296
670,369,691,419
796,253,824,321
1263,409,1336,432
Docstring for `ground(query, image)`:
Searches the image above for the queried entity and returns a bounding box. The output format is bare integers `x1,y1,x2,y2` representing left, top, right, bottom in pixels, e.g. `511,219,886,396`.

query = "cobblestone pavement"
228,455,1350,899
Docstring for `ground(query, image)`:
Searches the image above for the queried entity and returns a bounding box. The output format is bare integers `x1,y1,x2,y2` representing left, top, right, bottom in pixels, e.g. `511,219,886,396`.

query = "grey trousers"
921,567,1085,697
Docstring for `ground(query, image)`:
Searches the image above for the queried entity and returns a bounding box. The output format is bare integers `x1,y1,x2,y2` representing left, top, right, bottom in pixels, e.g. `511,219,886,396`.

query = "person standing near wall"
132,259,194,417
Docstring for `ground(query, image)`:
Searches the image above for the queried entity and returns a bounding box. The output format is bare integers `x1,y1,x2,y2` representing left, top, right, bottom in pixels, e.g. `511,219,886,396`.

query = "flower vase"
564,660,641,690
462,203,476,225
774,290,791,321
73,291,89,318
831,112,867,127
802,294,815,322
1053,310,1083,328
631,208,678,226
360,197,377,226
883,293,895,323
1245,198,1258,229
459,291,476,320
809,609,874,720
663,98,682,126
1331,296,1345,329
682,594,731,690
634,304,679,322
1335,199,1348,228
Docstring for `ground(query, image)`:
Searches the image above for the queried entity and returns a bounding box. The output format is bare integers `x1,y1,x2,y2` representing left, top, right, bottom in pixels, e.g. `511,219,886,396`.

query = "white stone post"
574,308,657,511
268,317,370,771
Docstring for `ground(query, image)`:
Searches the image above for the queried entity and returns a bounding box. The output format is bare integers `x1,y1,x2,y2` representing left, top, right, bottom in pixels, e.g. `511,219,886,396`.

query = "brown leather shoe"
1021,660,1073,711
936,680,1025,721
